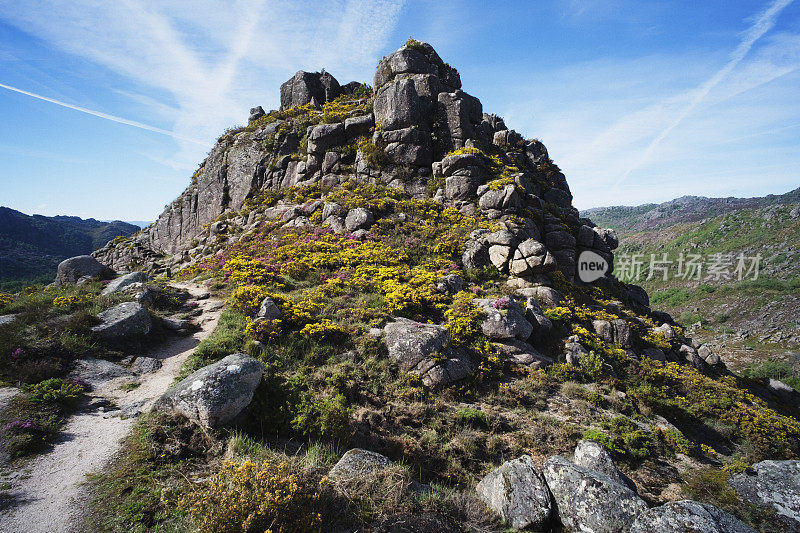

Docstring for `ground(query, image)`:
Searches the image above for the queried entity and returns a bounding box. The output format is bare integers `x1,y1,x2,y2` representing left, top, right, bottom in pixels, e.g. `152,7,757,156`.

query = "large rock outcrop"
728,460,800,530
475,455,553,530
94,38,619,289
630,500,756,533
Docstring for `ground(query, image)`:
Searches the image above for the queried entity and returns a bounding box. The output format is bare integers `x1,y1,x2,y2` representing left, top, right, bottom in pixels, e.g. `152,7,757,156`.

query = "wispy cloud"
614,0,795,186
0,82,209,145
0,0,405,167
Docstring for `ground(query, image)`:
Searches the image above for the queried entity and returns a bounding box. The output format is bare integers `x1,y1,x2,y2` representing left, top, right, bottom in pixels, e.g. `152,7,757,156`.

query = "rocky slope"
83,39,800,532
0,207,138,290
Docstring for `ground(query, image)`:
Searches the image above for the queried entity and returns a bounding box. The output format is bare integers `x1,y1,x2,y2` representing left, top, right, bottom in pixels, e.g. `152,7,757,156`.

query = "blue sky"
0,0,798,221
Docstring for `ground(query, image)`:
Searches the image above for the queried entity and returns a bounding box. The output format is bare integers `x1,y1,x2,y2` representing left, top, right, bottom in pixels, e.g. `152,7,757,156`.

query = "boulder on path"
476,455,553,530
101,271,150,295
728,459,800,530
154,353,264,428
630,500,756,533
542,455,648,533
91,302,152,340
69,357,133,387
328,448,390,481
55,255,114,286
383,318,473,387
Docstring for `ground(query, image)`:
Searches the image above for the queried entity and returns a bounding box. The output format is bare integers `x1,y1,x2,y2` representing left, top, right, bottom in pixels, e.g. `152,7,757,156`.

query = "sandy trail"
0,283,223,533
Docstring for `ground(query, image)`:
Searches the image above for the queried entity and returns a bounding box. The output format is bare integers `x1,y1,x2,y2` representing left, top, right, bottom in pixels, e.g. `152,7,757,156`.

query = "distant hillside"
582,191,800,370
0,207,139,290
582,186,800,232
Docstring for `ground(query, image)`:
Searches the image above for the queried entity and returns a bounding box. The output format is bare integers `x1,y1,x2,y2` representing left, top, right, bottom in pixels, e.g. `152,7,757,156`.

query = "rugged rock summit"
94,39,614,287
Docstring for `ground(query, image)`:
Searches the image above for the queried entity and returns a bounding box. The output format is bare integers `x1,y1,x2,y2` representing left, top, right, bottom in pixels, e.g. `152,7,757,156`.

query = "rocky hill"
0,207,138,290
583,187,800,232
21,39,797,532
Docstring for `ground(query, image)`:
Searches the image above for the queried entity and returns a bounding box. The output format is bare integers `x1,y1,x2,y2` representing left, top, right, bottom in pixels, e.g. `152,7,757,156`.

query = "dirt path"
0,283,223,533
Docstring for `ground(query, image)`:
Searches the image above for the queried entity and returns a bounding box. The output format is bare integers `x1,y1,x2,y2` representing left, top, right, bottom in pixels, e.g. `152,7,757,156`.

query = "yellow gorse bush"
52,294,89,310
181,460,323,533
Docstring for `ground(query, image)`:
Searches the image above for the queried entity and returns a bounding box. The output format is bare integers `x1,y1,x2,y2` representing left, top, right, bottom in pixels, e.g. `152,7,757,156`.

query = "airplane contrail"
0,82,210,146
615,0,795,187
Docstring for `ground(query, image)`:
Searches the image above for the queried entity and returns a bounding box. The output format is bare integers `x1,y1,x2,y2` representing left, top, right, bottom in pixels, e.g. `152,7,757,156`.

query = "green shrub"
455,407,488,429
25,377,86,405
742,360,800,391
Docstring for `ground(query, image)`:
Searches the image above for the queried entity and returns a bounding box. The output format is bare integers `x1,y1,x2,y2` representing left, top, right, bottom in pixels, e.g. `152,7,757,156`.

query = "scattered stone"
0,314,18,327
592,319,632,347
91,302,152,340
516,286,563,308
328,448,390,481
542,455,648,533
630,500,756,533
55,255,113,285
162,316,190,331
728,460,800,529
154,353,264,428
475,455,553,530
101,271,150,295
565,336,589,365
642,347,667,362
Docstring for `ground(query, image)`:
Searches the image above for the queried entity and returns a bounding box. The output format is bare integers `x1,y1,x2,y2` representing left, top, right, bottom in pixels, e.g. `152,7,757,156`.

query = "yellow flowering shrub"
245,317,281,343
180,460,323,533
444,291,484,346
299,319,346,341
224,255,276,286
230,285,269,316
52,294,89,310
0,293,13,310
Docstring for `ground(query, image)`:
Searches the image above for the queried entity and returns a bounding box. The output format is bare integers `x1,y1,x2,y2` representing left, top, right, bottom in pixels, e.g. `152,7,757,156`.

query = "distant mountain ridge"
0,206,139,290
582,186,800,231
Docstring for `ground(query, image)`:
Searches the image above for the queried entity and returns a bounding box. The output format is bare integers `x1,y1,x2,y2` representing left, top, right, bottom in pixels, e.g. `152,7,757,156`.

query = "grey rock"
476,455,553,530
445,175,479,201
131,356,162,374
383,318,473,387
542,455,648,533
545,230,576,251
248,106,265,122
767,378,800,406
728,460,800,529
592,319,632,347
55,255,113,285
791,206,800,219
101,271,150,295
510,239,556,276
328,448,390,481
69,357,133,387
462,238,490,270
655,323,676,340
345,208,375,231
374,78,424,131
437,90,482,148
474,298,533,340
257,297,281,320
344,113,374,140
91,302,152,340
322,202,342,221
488,244,512,270
574,439,633,490
435,274,463,295
565,340,589,365
517,286,563,309
307,122,345,153
162,316,189,331
0,314,18,327
495,339,553,368
280,70,339,110
154,353,264,428
630,500,756,533
384,140,432,166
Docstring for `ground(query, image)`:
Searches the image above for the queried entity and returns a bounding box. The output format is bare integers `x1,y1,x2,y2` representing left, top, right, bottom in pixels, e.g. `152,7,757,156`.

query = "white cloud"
0,0,405,168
